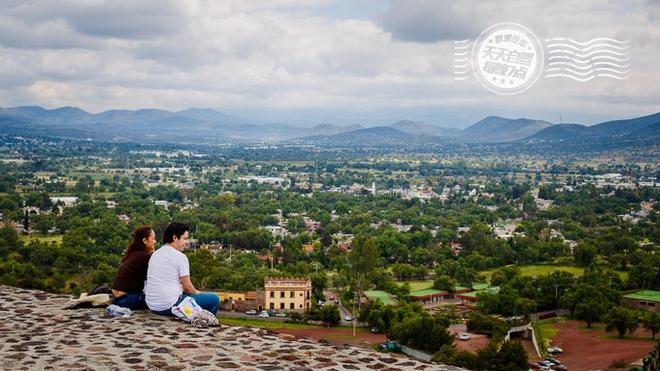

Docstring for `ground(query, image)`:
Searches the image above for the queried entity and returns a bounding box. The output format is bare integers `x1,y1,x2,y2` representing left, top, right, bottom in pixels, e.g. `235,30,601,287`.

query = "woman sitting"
111,226,156,309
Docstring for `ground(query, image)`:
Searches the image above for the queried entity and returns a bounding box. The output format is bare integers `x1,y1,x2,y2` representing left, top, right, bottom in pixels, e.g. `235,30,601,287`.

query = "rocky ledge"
0,286,464,370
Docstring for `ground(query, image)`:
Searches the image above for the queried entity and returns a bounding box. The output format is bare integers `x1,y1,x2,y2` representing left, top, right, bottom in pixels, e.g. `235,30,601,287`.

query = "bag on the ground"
171,296,203,322
106,304,132,318
191,309,219,328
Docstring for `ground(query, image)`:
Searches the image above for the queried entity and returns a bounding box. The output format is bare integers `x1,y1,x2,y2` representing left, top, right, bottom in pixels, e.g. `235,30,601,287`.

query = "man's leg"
191,292,219,315
150,296,184,316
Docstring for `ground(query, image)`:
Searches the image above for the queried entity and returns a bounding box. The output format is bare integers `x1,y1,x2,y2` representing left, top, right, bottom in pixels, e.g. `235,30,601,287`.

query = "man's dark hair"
163,222,189,244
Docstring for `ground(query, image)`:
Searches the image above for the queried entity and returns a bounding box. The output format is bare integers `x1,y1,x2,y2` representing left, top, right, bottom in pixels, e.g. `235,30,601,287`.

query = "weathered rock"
0,285,465,370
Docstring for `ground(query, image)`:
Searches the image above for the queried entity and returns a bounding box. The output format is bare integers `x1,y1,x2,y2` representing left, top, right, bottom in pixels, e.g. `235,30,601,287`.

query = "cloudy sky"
1,0,659,127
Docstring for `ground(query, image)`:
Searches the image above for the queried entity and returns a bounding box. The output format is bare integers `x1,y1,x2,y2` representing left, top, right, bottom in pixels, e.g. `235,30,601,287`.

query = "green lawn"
363,290,397,305
19,234,63,245
396,280,434,291
597,334,655,341
219,317,366,334
480,265,628,281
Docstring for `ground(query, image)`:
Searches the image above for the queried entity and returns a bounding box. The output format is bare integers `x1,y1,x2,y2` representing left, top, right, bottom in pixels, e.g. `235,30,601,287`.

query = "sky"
0,0,659,128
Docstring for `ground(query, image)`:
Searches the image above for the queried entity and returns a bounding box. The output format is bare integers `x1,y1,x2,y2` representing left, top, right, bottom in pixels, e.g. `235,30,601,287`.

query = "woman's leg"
113,292,147,310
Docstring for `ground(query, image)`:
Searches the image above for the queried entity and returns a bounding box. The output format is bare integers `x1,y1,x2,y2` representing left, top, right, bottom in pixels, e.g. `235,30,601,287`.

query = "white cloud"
0,0,658,127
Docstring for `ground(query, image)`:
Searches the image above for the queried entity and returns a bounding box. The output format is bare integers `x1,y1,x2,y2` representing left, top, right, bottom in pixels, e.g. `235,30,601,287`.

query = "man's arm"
180,275,199,295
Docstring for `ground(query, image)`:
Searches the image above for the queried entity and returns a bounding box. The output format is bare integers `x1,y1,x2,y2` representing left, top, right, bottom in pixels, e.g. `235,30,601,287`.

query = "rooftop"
0,285,461,370
458,286,501,298
265,277,311,284
410,288,447,297
623,290,660,302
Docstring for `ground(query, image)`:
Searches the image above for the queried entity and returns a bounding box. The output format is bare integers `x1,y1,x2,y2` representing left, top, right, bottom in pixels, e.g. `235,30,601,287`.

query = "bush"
287,312,304,323
392,315,453,354
466,312,509,340
318,305,340,326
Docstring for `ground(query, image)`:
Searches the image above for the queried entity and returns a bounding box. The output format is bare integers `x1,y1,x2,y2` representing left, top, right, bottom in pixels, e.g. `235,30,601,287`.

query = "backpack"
171,296,203,322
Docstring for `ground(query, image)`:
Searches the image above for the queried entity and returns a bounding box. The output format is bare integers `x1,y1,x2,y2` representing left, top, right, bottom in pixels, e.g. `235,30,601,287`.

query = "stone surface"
0,285,465,370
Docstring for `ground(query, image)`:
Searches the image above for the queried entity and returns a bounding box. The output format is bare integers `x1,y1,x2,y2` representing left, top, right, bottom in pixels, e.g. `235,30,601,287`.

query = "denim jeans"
150,292,219,316
112,292,147,310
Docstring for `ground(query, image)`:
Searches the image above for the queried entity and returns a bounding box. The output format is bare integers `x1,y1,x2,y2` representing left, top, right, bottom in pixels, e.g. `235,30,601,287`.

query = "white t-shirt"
145,244,190,311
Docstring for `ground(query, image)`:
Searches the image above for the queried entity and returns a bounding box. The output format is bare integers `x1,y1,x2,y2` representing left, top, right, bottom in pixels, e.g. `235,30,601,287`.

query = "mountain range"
0,105,658,148
524,112,660,144
298,113,660,147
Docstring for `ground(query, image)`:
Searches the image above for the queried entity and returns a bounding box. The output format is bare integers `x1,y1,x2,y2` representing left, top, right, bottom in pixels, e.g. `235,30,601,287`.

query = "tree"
490,266,521,286
348,236,378,336
318,304,340,326
466,312,509,339
349,237,378,294
573,241,597,266
575,298,607,328
642,311,660,340
392,315,454,353
90,263,116,286
476,341,529,371
433,275,457,293
604,306,639,338
628,262,660,290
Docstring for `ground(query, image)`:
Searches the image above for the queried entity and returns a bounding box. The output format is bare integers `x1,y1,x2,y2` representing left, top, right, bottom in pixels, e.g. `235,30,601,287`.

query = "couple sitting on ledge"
111,222,219,316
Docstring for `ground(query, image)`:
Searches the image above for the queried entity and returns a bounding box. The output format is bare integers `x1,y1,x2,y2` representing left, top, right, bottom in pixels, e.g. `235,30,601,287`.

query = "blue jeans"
150,292,219,316
113,292,147,310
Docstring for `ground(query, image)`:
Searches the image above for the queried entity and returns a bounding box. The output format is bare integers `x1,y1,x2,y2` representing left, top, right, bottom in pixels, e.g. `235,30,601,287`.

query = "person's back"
145,244,189,312
113,250,151,293
144,222,219,316
111,226,155,310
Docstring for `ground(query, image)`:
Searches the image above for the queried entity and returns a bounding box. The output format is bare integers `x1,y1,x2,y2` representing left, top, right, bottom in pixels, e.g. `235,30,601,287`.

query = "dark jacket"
112,251,151,293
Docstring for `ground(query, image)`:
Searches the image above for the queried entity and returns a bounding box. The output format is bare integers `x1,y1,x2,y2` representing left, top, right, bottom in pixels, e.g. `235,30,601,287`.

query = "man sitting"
145,222,219,316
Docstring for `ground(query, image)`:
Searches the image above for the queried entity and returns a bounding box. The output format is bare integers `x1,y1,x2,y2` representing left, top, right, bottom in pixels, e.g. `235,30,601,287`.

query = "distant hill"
300,126,423,146
0,106,300,143
458,116,553,142
525,112,660,143
1,105,657,150
176,107,245,125
388,120,460,136
302,124,365,137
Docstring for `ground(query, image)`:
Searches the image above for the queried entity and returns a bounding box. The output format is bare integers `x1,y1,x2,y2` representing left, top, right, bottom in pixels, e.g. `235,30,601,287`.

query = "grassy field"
395,280,434,291
480,265,628,281
219,317,381,345
597,334,655,341
19,234,63,245
219,317,318,329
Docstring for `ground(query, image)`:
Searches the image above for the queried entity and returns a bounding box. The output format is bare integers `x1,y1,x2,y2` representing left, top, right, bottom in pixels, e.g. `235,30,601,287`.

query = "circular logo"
471,22,544,95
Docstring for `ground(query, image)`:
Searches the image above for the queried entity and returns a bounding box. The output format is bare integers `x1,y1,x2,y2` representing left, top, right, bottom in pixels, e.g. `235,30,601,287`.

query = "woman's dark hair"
123,225,153,261
163,222,189,243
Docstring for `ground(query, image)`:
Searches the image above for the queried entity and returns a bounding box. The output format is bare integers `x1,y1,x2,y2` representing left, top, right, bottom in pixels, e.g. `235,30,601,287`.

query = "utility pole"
269,242,274,269
352,291,357,338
